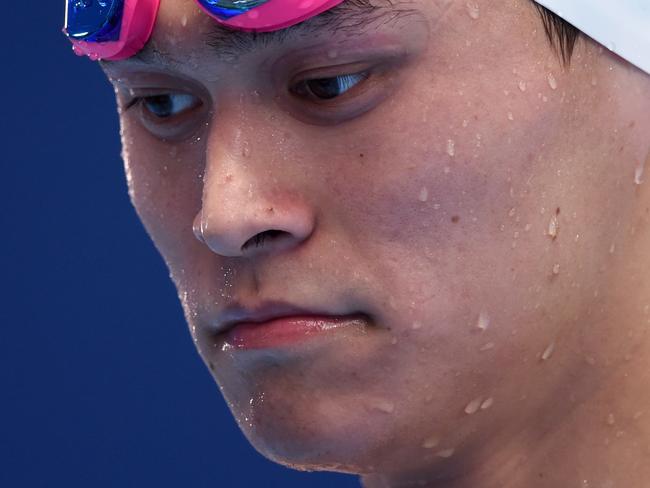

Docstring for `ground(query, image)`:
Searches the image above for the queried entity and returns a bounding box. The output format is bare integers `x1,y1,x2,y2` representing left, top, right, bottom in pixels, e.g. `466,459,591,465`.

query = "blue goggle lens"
197,0,272,20
65,0,124,42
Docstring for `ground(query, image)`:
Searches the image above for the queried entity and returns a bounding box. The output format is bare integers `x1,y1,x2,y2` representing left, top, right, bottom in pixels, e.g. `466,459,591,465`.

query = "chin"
230,389,399,475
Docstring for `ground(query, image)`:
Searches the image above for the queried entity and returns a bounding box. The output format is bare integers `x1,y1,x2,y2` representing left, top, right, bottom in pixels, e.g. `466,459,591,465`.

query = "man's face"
104,0,649,477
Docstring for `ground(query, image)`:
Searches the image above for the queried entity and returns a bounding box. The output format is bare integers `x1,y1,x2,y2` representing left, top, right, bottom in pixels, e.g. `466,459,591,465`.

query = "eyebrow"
123,0,411,67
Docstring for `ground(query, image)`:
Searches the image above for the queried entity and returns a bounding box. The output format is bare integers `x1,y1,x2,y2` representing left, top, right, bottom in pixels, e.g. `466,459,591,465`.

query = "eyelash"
125,70,372,112
290,71,371,101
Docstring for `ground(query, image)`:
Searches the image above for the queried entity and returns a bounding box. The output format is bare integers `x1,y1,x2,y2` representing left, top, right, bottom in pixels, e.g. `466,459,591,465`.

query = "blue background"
1,3,358,487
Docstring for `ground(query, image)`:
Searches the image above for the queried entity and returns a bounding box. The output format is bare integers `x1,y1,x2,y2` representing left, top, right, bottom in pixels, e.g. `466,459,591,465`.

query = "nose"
193,113,315,258
193,193,315,257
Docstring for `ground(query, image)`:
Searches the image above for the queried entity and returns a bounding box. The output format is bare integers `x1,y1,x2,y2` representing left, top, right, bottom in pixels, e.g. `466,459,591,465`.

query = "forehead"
104,0,463,71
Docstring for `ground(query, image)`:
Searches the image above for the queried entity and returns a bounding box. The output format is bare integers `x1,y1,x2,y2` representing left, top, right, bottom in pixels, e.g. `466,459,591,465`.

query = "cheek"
324,57,565,302
119,116,206,278
298,44,620,428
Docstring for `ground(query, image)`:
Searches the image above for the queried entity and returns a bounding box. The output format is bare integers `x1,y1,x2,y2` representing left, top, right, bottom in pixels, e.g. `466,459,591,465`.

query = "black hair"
534,4,581,66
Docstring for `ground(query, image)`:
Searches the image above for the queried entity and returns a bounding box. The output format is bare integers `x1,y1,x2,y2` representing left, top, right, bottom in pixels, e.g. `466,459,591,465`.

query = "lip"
215,301,321,334
214,301,368,350
225,314,367,350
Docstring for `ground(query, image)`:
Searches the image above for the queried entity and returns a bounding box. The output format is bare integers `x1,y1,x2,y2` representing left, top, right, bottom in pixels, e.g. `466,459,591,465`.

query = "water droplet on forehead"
547,73,558,90
480,342,495,351
371,400,395,414
242,143,251,158
464,397,482,415
635,152,649,185
547,215,559,239
421,435,440,449
436,448,455,458
518,80,527,92
418,187,429,202
465,2,480,19
541,342,556,361
552,263,561,275
446,139,456,157
476,311,490,331
480,397,494,410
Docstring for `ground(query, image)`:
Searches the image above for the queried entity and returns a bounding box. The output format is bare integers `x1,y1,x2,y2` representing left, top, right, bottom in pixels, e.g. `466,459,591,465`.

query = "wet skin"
101,0,650,486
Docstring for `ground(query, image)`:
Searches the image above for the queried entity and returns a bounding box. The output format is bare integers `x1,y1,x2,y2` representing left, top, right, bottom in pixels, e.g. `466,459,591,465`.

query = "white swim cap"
535,0,650,75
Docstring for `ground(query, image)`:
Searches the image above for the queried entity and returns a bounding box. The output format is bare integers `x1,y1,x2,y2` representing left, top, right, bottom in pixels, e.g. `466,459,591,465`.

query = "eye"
291,72,370,101
141,93,200,118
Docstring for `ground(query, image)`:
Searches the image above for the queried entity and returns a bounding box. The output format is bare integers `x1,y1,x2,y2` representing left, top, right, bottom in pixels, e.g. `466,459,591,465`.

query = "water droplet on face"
412,321,423,330
607,413,616,425
552,263,561,275
547,73,558,90
635,154,648,185
609,243,616,254
507,111,515,121
524,223,533,232
541,342,556,361
422,435,441,449
181,15,188,27
518,80,527,92
547,215,559,239
480,397,494,410
480,342,495,351
436,448,455,458
633,411,644,420
476,311,490,331
446,139,456,157
418,187,429,202
465,397,483,415
465,1,480,19
371,400,395,414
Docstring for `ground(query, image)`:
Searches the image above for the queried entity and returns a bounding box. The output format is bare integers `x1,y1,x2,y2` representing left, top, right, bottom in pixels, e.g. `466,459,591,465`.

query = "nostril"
241,230,289,252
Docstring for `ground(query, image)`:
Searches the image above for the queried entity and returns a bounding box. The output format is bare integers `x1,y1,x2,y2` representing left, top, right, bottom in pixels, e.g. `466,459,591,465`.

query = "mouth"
214,301,369,350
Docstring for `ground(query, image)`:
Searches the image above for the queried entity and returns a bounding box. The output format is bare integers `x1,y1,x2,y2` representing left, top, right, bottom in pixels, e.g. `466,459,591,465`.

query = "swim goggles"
63,0,344,61
63,0,650,76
